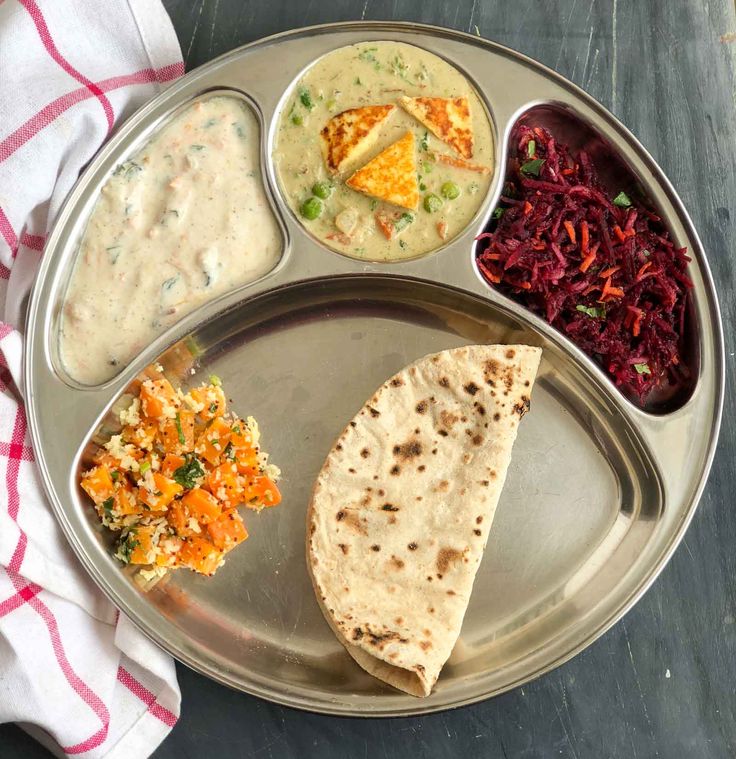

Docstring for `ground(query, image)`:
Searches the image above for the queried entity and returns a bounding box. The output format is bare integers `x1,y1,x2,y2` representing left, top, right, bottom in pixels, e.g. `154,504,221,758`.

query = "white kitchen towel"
0,1,185,756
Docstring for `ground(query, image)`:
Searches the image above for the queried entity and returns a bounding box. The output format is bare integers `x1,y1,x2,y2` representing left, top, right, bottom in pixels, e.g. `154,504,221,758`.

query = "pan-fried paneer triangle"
320,105,396,174
346,131,419,210
399,96,474,159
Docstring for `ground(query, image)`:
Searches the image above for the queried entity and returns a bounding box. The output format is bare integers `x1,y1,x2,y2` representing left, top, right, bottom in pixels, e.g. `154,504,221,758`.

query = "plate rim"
23,20,725,717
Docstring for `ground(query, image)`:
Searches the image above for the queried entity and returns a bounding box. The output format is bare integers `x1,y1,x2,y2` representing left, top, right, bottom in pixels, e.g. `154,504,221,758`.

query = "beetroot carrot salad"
476,123,693,401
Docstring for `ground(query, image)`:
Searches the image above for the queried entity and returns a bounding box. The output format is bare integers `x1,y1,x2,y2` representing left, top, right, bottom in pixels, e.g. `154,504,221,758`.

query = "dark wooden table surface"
3,1,735,757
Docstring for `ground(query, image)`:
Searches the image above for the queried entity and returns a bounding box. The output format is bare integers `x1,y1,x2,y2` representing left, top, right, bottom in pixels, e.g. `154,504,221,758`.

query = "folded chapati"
306,344,542,696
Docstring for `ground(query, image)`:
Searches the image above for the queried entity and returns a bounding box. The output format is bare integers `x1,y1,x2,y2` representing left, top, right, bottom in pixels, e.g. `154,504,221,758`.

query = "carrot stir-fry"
80,368,281,581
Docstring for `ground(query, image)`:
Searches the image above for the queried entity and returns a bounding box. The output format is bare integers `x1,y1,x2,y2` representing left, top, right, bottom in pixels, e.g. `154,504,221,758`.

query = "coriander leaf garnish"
298,87,315,110
613,191,632,207
101,496,114,518
576,304,606,318
172,454,205,489
394,212,414,233
174,412,186,445
520,158,545,176
634,363,651,375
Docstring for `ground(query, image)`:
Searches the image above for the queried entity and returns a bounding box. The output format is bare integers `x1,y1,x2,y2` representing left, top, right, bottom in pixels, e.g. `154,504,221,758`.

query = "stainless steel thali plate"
24,22,724,716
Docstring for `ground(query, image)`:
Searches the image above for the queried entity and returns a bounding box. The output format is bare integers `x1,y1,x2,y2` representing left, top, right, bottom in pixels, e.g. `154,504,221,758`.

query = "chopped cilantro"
492,207,505,220
298,87,314,110
576,304,606,318
223,442,236,461
613,191,632,207
520,158,545,176
420,132,429,152
634,363,651,375
111,471,120,482
358,47,380,69
369,199,378,211
139,460,151,474
398,240,407,249
394,212,414,233
174,413,186,445
209,402,219,414
209,374,222,386
101,496,114,518
162,275,179,291
172,454,205,489
113,160,142,179
118,533,140,564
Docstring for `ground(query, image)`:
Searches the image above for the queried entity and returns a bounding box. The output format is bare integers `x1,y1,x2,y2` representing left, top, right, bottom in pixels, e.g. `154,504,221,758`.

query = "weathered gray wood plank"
3,1,735,756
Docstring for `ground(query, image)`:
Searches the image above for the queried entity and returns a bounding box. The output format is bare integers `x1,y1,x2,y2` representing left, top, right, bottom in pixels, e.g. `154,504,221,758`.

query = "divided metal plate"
24,22,723,716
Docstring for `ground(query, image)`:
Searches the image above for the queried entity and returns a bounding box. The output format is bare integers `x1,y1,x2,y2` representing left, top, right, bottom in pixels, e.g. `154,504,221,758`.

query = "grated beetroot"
477,123,693,401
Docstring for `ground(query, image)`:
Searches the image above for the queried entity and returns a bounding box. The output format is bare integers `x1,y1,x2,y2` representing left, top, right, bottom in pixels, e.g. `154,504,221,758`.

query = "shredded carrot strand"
523,201,533,215
613,225,626,243
580,220,589,257
599,265,621,279
580,254,596,273
563,220,576,244
636,261,653,280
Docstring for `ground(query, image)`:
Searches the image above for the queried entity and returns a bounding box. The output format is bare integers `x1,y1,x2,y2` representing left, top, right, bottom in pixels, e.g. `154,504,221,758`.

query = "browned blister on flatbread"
399,96,474,159
345,131,419,210
306,344,542,697
320,105,395,174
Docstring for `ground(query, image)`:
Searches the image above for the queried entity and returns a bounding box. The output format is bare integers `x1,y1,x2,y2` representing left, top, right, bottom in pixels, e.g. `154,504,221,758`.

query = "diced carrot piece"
522,201,533,215
127,526,157,565
188,385,226,420
207,509,248,551
93,451,121,469
114,483,139,516
196,416,232,465
138,472,183,511
161,453,185,478
177,536,223,575
229,420,255,448
167,500,195,536
81,466,115,505
375,211,395,240
155,537,182,566
243,476,281,508
207,462,244,506
140,377,178,420
181,488,221,524
233,447,259,475
122,421,158,450
436,220,448,239
161,409,195,454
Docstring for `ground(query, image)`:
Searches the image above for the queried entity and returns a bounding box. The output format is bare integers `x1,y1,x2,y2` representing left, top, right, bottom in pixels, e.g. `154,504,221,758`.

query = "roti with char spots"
306,344,542,696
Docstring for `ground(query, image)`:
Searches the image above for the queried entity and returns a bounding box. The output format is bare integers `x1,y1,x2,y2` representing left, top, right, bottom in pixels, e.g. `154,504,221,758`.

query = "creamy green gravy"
273,42,493,262
61,96,281,385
